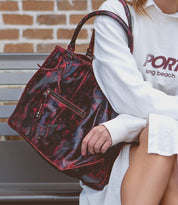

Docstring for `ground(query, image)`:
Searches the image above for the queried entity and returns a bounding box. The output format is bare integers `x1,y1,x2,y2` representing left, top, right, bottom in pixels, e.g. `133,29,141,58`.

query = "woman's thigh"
128,128,177,205
160,157,178,205
129,143,138,164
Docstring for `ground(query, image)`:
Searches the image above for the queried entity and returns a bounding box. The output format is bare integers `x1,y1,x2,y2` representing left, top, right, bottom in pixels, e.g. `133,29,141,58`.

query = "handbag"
8,0,133,190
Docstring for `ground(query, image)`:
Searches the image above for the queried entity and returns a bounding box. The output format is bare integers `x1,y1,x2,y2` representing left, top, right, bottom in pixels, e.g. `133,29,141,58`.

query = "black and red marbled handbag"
8,0,133,190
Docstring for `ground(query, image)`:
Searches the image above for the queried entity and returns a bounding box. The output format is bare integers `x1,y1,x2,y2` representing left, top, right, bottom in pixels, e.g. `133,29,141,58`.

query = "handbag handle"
119,0,132,33
67,10,133,55
86,0,132,59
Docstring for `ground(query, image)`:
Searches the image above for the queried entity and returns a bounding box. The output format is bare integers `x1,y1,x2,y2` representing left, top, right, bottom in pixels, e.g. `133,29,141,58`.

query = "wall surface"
0,0,104,53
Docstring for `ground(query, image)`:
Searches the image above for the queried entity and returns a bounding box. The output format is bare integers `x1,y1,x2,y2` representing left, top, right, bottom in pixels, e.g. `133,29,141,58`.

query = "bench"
0,53,81,205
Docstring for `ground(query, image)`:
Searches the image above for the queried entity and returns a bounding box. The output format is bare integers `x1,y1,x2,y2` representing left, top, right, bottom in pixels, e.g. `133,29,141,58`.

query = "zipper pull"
35,102,43,119
35,111,40,118
43,89,50,98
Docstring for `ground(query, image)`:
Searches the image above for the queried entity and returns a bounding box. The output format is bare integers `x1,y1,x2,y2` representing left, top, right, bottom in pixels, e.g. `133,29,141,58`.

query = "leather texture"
8,1,133,190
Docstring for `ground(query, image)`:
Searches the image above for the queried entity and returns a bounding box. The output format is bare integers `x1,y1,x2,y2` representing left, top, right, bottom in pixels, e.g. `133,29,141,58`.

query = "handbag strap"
119,0,132,32
86,0,132,59
67,2,133,58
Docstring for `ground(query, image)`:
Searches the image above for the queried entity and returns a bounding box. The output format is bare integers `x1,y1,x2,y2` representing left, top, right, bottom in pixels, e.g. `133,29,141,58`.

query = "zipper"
47,89,86,118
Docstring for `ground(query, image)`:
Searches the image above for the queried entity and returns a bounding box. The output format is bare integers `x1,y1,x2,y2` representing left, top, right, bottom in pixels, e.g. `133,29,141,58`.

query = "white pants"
80,144,131,205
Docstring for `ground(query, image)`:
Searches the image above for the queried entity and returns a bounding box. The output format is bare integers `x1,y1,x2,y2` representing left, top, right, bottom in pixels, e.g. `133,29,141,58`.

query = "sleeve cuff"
102,116,128,146
102,114,147,146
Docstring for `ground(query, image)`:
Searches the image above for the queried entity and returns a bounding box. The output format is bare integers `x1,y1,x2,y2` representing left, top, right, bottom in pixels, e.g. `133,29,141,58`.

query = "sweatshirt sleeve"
102,114,147,145
93,16,178,120
91,1,178,150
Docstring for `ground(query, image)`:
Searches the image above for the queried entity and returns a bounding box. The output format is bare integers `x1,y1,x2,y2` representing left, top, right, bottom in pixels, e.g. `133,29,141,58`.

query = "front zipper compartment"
47,89,86,119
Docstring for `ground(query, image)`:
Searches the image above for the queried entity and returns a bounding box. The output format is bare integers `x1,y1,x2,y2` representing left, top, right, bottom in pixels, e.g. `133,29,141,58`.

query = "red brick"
92,0,105,10
4,43,34,53
0,1,18,11
23,1,54,11
23,29,53,39
58,0,87,11
37,43,67,53
3,14,33,25
0,29,19,40
75,43,89,53
57,29,88,39
37,43,92,56
70,14,94,25
37,15,66,25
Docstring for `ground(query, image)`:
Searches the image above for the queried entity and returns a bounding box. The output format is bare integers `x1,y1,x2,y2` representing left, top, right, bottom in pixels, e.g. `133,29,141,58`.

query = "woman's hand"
81,125,112,156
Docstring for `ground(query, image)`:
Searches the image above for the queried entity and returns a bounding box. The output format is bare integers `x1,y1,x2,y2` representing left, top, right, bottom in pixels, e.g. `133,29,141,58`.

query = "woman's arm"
93,16,178,120
81,1,178,155
102,114,147,145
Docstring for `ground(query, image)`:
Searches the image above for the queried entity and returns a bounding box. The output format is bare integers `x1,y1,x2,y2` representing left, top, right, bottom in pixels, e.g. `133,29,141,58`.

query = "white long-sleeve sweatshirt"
93,0,178,155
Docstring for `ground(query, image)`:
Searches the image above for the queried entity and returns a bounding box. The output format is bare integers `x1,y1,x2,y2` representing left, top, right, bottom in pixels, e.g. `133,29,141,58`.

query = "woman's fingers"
81,129,95,156
81,125,112,156
100,141,112,153
81,130,92,156
94,136,109,153
81,128,100,156
88,134,100,155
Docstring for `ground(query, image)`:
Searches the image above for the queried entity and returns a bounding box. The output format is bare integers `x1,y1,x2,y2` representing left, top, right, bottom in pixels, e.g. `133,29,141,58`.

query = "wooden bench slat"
0,194,79,202
0,183,80,194
0,88,23,101
0,105,16,118
0,71,36,85
0,141,80,185
0,140,81,202
0,123,19,136
0,53,48,70
0,53,81,203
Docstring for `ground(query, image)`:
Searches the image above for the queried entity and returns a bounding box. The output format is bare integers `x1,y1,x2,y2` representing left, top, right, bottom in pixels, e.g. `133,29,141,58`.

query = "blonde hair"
127,0,148,15
128,0,178,14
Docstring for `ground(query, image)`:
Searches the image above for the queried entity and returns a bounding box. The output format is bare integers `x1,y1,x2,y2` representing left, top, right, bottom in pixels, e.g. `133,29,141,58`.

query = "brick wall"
0,0,105,53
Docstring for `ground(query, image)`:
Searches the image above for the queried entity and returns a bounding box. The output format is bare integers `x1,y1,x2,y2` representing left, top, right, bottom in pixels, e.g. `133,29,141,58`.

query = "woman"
80,0,178,204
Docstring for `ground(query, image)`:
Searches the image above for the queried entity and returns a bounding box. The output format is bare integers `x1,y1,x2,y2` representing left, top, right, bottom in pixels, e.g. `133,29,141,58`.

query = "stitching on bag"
47,88,86,118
